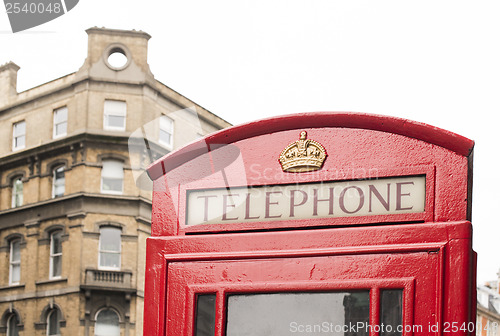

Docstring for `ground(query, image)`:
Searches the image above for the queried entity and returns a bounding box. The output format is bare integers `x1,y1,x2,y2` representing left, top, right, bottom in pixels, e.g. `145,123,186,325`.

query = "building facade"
0,27,230,336
477,283,500,336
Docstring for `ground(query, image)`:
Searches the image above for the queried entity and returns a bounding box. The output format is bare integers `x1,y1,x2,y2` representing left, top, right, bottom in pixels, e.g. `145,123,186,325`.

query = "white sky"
1,1,499,284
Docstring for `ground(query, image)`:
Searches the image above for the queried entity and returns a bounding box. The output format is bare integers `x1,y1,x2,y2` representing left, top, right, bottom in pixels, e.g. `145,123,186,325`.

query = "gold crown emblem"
279,131,327,173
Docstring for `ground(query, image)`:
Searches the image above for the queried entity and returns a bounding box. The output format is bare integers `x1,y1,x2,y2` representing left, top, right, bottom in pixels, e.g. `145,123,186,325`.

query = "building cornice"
0,75,230,130
0,130,169,172
477,304,500,321
0,193,152,230
86,27,151,40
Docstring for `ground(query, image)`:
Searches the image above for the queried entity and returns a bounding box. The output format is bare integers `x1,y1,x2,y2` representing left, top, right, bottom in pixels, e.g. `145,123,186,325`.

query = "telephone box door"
149,221,473,336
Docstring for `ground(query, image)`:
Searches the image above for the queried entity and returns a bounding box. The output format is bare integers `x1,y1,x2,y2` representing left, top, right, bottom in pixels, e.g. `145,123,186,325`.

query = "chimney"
0,62,20,107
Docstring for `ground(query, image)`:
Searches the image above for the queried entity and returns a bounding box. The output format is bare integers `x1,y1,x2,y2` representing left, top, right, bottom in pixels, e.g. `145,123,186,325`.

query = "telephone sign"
144,112,476,336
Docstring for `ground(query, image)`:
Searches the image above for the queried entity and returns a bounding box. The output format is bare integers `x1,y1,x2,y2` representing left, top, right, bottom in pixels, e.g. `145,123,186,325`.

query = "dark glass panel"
195,294,216,336
226,291,370,336
380,289,403,336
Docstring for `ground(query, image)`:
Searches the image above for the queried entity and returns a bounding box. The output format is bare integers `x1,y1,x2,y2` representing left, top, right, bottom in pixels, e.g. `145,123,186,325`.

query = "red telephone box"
144,112,475,336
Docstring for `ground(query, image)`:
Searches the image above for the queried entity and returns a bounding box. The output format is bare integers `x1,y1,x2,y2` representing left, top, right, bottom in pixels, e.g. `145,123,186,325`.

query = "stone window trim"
95,221,124,232
96,153,129,167
0,308,24,333
38,225,68,245
44,159,70,177
35,304,66,331
89,301,126,325
3,171,27,187
1,234,26,252
93,306,123,323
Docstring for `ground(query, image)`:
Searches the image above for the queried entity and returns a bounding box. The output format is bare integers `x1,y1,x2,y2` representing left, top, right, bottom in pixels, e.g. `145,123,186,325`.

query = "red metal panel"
144,222,474,336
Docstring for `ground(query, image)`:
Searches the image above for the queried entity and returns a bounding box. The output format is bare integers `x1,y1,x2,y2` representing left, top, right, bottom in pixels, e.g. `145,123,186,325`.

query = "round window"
104,45,130,70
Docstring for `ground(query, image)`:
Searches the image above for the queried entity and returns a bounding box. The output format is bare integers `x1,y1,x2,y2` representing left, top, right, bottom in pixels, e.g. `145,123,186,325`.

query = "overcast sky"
1,1,500,284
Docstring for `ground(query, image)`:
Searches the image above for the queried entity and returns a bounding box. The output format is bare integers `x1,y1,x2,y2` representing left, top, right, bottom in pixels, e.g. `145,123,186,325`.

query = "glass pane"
195,294,216,336
105,100,126,115
11,240,21,261
226,291,370,336
107,115,125,128
7,314,19,336
100,252,120,269
102,178,123,192
47,310,60,335
53,167,65,197
54,183,65,197
380,290,403,336
95,309,120,336
51,255,62,277
54,167,65,178
55,122,67,136
100,228,121,251
54,107,67,122
159,129,172,145
14,121,25,135
102,161,124,178
14,178,23,191
12,179,23,206
160,116,173,129
14,135,25,148
11,264,20,283
51,231,62,254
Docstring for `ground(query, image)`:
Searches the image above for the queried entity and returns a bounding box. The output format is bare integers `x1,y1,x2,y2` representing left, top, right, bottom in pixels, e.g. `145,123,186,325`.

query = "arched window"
52,166,65,198
101,160,124,194
6,313,19,336
9,239,21,285
95,309,120,336
46,309,61,336
11,177,23,208
99,227,121,270
49,231,63,279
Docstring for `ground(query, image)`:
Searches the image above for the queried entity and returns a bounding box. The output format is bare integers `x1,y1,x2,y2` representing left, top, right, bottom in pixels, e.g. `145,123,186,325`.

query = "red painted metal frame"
144,221,474,336
144,112,475,336
182,279,415,336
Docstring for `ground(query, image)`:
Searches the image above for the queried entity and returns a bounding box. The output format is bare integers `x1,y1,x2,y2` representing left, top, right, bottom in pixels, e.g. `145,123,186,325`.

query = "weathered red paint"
144,112,475,336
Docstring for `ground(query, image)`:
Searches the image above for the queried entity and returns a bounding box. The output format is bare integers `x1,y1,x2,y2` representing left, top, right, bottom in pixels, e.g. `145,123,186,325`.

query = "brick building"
0,27,230,336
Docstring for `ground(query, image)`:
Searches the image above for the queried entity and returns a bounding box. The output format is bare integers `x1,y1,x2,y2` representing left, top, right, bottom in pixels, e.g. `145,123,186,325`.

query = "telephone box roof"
147,112,474,181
